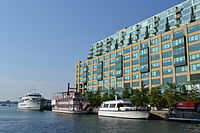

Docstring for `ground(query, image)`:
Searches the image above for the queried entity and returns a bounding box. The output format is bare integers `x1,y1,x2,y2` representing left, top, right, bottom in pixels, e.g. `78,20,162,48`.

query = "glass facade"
76,0,200,93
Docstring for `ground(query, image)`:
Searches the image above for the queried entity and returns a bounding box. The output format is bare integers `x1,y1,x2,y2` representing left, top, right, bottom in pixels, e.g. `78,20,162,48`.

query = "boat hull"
98,110,149,119
18,100,44,111
52,109,88,114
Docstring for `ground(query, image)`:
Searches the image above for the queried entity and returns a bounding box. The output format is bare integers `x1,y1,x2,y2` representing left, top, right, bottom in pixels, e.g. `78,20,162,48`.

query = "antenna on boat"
67,83,70,95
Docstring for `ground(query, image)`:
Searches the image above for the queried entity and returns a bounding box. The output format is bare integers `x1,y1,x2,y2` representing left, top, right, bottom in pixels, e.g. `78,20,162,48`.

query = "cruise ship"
18,91,45,111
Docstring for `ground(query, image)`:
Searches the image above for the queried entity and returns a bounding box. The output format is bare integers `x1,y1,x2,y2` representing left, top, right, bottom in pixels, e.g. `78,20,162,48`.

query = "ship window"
103,104,109,108
109,104,116,108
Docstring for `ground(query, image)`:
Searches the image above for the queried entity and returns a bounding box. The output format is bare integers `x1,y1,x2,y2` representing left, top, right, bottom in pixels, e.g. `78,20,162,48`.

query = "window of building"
140,49,148,56
174,56,186,64
104,55,109,60
188,33,200,43
110,59,115,64
132,45,139,51
176,66,187,73
110,65,115,71
140,56,148,64
151,46,160,53
124,54,130,60
174,30,184,38
142,80,149,86
162,34,171,42
116,77,122,82
124,68,130,74
104,79,109,84
132,66,139,72
162,42,172,50
110,72,115,77
163,77,173,84
103,85,109,90
132,52,139,58
103,67,108,72
188,24,200,34
123,48,130,54
190,53,200,61
116,83,123,89
151,54,160,61
124,61,130,67
173,38,185,46
151,62,160,69
140,64,149,71
104,61,109,66
110,84,115,89
173,47,185,55
132,74,139,80
163,68,173,75
110,78,115,83
142,72,149,78
189,43,200,52
190,63,200,71
162,51,172,58
140,42,149,48
162,59,172,67
176,75,187,83
116,51,122,56
151,70,160,77
132,59,139,65
132,81,140,87
150,38,160,46
124,76,131,81
151,79,160,85
110,53,115,58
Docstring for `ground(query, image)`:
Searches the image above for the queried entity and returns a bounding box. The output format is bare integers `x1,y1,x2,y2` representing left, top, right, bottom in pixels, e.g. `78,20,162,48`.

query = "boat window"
109,104,116,108
103,104,109,108
28,94,41,97
123,104,132,107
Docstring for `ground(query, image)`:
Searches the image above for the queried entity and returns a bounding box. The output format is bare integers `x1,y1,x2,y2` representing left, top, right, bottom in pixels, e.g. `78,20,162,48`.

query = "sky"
0,0,186,101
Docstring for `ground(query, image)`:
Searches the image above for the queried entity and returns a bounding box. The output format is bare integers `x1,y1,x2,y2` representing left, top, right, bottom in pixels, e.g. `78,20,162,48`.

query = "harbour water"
0,105,200,133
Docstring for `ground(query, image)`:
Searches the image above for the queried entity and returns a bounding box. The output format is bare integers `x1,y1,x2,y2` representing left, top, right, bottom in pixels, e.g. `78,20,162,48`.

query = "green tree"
163,82,180,107
109,88,116,100
130,82,149,107
122,87,132,99
149,86,165,107
101,92,109,102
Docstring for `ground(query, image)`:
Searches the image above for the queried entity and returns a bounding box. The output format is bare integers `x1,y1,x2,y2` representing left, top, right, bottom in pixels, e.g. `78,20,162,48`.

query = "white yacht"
98,99,149,119
18,91,44,111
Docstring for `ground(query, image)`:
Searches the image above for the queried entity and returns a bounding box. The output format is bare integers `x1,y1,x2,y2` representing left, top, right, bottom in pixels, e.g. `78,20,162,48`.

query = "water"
0,105,200,133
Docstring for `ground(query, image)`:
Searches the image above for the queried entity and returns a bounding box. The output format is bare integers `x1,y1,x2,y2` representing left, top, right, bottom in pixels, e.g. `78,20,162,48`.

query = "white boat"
52,84,89,114
98,99,149,119
18,91,44,111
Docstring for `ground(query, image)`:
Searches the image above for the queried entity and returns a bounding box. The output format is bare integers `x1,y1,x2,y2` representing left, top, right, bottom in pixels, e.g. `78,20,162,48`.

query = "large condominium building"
75,0,200,95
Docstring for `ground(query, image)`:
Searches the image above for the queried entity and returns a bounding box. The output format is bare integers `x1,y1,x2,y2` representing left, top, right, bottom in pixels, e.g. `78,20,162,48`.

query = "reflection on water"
0,106,199,133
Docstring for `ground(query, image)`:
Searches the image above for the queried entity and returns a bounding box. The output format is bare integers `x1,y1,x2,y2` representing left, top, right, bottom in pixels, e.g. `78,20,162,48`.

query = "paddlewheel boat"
52,84,89,113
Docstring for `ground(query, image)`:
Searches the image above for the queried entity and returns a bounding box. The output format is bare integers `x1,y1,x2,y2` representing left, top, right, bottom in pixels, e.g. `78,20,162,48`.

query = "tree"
122,87,132,99
130,82,149,107
108,88,116,100
163,82,180,107
101,92,109,102
149,86,165,107
186,85,200,101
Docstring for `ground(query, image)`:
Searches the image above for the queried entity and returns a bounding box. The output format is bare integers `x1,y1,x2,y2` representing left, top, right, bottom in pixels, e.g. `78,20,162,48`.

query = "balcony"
104,44,110,48
88,51,93,55
95,52,102,56
87,56,93,59
96,43,103,48
152,23,159,28
174,20,181,26
96,48,103,52
153,16,159,22
133,30,140,35
175,7,182,14
89,47,93,51
135,24,141,31
104,48,110,52
175,13,182,20
132,35,138,41
149,28,158,34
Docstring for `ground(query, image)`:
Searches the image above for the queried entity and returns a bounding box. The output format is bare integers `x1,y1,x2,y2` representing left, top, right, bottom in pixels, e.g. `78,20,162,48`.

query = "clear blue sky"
0,0,185,101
